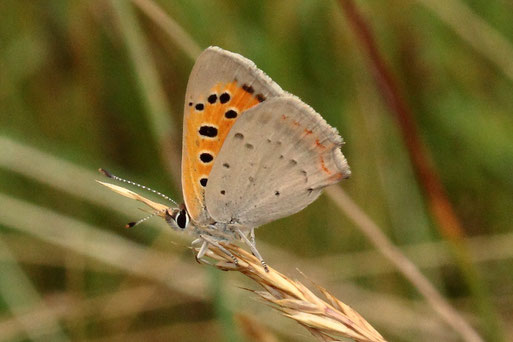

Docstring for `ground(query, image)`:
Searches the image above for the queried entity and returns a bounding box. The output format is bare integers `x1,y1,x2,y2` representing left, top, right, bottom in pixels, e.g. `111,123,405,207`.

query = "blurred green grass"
1,0,513,341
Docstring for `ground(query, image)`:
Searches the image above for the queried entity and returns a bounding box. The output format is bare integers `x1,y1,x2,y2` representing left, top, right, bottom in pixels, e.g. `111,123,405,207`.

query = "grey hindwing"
205,96,350,228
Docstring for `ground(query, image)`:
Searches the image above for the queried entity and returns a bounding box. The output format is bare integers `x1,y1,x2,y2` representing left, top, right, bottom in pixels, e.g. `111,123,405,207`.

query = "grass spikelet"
204,244,387,342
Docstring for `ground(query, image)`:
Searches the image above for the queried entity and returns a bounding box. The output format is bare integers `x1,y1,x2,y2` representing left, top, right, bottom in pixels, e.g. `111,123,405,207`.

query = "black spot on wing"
199,125,218,137
207,94,217,104
225,109,238,119
242,84,254,94
220,92,231,104
199,152,214,163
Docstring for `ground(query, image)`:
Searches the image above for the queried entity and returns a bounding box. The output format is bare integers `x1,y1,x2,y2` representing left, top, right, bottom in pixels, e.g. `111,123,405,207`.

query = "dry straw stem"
204,243,387,342
131,0,202,60
415,0,513,84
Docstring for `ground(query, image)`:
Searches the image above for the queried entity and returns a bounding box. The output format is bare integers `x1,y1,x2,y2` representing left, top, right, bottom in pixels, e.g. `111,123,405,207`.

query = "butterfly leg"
235,228,269,273
194,240,209,264
249,227,256,245
199,234,239,267
191,238,208,264
248,227,263,263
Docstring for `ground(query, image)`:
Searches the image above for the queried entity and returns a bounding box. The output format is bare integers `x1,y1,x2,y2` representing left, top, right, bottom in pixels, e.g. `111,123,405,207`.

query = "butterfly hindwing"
182,47,284,224
205,96,351,227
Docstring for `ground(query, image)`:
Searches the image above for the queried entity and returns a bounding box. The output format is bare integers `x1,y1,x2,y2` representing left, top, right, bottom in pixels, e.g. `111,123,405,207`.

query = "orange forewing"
182,81,261,223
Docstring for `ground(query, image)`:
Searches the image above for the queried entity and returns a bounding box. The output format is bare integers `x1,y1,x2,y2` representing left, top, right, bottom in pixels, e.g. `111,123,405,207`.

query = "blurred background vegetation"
1,0,512,341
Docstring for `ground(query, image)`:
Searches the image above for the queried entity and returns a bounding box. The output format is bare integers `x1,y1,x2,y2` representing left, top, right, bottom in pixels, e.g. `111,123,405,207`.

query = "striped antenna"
98,168,179,207
125,208,167,228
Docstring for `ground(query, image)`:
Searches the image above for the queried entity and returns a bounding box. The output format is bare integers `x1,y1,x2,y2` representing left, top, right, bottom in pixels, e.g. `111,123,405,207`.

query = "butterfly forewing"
205,96,350,228
182,47,284,224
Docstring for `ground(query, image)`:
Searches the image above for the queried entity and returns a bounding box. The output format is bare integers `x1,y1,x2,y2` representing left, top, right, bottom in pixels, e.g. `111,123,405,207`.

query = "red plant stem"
339,0,463,241
338,5,507,340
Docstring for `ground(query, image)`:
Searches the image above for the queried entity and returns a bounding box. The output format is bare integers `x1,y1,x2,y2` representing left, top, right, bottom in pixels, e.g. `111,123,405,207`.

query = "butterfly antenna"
125,209,166,228
98,168,179,207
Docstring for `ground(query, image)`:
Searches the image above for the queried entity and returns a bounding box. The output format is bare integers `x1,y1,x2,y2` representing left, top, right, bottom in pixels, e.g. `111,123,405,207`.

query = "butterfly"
100,46,350,270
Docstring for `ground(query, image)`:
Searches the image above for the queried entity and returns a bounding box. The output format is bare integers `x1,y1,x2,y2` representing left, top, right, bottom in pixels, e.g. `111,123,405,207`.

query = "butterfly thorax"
165,206,248,242
196,220,251,242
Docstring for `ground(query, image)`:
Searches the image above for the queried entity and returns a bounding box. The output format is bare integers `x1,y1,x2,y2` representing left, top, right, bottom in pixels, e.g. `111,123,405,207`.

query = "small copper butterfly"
100,47,350,270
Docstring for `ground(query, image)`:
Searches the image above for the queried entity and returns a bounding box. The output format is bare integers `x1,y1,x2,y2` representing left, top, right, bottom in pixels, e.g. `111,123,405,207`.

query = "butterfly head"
97,168,195,232
165,204,192,232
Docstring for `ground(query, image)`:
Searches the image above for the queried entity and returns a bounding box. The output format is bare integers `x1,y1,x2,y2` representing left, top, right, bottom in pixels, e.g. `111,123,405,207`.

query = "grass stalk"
204,243,387,342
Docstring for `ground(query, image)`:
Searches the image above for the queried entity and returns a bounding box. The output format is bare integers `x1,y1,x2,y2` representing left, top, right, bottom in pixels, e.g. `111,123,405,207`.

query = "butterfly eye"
165,208,190,231
175,209,189,229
